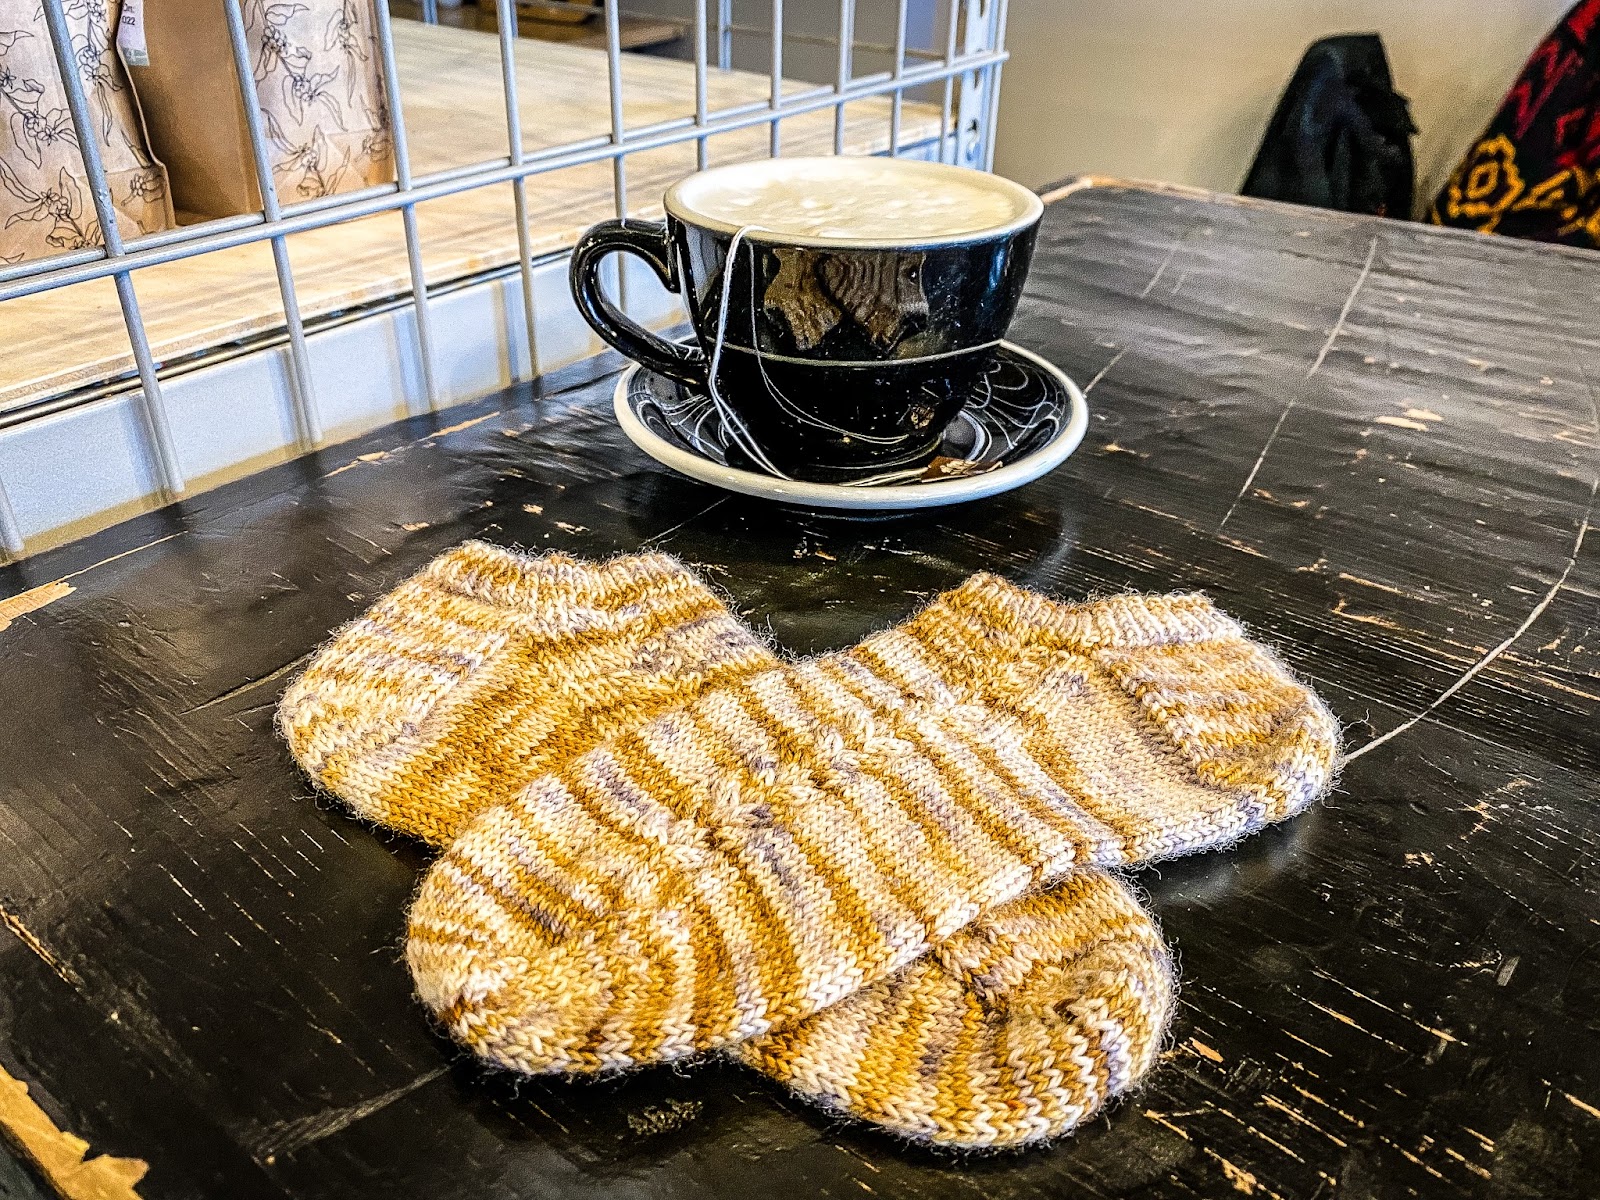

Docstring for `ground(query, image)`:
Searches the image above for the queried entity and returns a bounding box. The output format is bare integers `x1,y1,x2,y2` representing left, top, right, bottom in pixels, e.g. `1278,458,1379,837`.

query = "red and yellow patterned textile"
1431,0,1600,246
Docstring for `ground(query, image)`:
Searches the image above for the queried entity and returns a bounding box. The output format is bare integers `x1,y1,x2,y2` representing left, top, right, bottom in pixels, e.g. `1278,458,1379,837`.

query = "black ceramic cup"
569,156,1044,480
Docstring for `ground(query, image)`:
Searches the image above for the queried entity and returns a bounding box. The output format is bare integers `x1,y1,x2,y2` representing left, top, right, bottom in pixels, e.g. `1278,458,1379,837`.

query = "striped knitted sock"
733,871,1175,1148
279,542,775,845
407,573,1336,1075
281,545,1175,1146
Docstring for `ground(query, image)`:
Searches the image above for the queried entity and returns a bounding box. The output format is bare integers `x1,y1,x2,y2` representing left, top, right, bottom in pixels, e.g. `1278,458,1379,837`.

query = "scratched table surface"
3,179,1599,1200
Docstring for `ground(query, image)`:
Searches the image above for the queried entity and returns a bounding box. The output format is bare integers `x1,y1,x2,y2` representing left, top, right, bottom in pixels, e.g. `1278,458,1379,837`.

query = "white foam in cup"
666,156,1043,245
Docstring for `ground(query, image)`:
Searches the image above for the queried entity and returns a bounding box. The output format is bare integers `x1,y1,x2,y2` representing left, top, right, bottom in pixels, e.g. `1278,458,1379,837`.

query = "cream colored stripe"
810,658,997,922
723,674,910,1011
678,685,855,1016
636,701,811,1025
577,739,776,1044
898,705,1070,877
960,705,1124,864
762,663,966,935
849,628,958,702
739,666,933,970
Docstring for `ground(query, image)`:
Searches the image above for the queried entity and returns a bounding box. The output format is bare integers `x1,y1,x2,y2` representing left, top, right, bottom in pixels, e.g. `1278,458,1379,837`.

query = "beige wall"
995,1,1574,209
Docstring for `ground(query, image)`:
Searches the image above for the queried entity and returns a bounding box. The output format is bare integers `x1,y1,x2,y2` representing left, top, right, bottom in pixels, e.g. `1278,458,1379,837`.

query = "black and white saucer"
613,342,1088,510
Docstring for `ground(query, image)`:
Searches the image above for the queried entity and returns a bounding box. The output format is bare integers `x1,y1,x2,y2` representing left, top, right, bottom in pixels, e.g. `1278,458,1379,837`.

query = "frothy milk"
669,157,1034,242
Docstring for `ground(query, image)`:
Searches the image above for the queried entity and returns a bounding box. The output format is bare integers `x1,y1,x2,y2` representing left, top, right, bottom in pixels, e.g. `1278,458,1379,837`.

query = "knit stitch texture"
734,872,1175,1147
280,544,1181,1147
279,543,774,845
407,571,1337,1085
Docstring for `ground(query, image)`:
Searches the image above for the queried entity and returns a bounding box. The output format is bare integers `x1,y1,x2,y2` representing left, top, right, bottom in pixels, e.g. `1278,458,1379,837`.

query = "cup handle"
569,219,709,389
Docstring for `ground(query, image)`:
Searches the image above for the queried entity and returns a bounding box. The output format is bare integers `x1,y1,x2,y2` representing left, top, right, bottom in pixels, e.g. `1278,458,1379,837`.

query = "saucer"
613,342,1088,510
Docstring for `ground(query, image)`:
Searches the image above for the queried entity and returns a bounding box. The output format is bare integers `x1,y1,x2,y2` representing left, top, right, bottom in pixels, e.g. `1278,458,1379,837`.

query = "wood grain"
2,181,1598,1198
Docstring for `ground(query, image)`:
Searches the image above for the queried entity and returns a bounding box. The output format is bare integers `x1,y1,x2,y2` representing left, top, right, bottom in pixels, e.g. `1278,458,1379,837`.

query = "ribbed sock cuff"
424,542,713,612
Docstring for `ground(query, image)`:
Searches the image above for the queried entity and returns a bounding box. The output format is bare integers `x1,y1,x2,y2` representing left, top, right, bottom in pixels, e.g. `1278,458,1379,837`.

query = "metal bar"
833,0,855,154
693,0,710,170
38,0,184,495
0,244,99,282
373,0,441,408
0,476,24,557
717,0,733,70
938,0,959,163
722,22,939,60
495,0,543,381
0,48,1006,303
982,0,1009,171
398,206,440,405
268,240,322,446
421,0,439,23
0,109,756,289
773,81,834,104
221,0,322,448
889,0,908,156
605,0,628,213
0,35,990,291
769,0,783,156
951,0,993,168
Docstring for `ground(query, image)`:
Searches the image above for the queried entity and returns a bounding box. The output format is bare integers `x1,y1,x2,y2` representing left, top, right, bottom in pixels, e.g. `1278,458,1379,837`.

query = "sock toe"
734,872,1174,1149
405,766,776,1073
1084,604,1341,831
882,579,1339,864
279,543,524,841
405,795,622,1073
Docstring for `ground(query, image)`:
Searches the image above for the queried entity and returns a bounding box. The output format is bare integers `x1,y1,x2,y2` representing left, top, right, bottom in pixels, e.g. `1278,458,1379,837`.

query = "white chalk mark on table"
245,1067,448,1162
1345,342,1600,764
1218,235,1380,533
1140,235,1188,299
1084,348,1128,396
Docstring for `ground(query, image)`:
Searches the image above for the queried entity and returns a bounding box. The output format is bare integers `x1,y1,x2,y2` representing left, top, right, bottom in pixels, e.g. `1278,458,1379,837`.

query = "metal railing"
0,0,1010,556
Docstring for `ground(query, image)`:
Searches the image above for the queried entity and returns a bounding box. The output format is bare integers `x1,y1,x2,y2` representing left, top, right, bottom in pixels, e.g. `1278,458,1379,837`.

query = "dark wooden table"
3,180,1599,1200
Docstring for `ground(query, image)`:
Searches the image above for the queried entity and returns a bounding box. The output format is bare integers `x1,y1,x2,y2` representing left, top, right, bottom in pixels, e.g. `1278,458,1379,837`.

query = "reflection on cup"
570,156,1044,481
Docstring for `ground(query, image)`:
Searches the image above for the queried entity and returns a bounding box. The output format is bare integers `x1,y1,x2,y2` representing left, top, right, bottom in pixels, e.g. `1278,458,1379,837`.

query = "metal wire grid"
0,0,1010,556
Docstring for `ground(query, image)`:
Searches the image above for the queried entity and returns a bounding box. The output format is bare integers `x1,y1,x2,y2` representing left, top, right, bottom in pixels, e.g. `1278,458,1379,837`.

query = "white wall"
995,1,1574,209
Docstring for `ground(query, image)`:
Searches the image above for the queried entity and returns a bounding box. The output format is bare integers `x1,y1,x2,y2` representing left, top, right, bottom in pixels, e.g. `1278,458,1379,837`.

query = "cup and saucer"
571,156,1089,511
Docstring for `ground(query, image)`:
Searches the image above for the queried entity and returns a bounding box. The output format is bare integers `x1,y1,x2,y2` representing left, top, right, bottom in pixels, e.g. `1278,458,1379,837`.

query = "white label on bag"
117,0,148,67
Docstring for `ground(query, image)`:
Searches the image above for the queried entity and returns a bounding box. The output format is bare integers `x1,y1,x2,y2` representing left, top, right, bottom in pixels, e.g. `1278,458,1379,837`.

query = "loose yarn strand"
706,225,793,479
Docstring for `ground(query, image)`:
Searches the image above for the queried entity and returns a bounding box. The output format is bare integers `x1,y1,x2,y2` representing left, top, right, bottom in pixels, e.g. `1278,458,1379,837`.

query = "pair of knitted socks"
280,542,1338,1148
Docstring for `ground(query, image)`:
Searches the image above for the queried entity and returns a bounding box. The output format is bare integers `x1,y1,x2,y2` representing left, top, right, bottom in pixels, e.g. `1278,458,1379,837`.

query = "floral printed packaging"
129,0,394,220
0,0,175,264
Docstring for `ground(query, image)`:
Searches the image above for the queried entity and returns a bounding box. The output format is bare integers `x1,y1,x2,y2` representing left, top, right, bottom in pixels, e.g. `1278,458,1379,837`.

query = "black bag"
1242,34,1418,218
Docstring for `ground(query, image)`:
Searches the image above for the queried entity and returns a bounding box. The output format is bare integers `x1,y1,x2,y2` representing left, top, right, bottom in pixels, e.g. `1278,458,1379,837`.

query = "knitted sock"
278,542,775,845
282,546,1175,1146
407,573,1335,1074
733,871,1175,1149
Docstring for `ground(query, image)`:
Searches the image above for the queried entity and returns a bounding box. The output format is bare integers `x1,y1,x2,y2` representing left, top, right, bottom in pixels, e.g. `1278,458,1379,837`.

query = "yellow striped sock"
407,571,1335,1084
282,545,1177,1146
735,871,1173,1148
279,541,774,845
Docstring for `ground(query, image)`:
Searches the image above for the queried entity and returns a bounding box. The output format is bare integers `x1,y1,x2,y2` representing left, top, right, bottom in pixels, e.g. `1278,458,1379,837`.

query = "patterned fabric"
735,873,1173,1147
247,0,391,202
283,545,1336,1148
1430,0,1600,246
406,572,1335,1074
279,543,777,846
0,1,173,264
283,546,1195,1148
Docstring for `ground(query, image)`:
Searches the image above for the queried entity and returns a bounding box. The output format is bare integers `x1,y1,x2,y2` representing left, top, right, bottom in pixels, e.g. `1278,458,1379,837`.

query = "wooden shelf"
385,2,685,51
3,20,941,415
